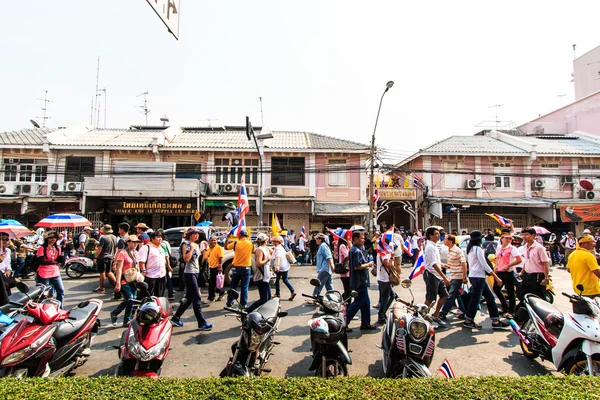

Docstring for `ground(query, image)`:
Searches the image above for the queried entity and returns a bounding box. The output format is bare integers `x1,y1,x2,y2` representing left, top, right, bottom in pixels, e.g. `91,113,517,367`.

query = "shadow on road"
436,328,489,349
284,355,314,377
367,359,384,378
503,351,553,376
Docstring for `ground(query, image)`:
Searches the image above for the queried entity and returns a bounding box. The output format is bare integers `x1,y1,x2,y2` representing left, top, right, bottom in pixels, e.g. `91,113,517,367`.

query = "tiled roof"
421,136,526,154
50,128,158,147
0,128,54,146
525,136,600,154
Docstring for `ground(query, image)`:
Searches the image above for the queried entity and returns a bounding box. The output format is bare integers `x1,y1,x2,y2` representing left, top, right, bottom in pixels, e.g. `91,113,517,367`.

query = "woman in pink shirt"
36,231,65,306
337,238,351,304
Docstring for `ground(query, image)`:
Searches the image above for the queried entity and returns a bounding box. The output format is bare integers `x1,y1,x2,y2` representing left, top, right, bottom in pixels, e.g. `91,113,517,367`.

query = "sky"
2,1,600,164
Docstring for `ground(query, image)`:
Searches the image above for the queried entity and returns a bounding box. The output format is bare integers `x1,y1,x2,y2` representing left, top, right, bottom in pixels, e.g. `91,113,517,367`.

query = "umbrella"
531,226,551,235
350,225,366,231
196,221,213,227
35,213,91,229
0,219,33,239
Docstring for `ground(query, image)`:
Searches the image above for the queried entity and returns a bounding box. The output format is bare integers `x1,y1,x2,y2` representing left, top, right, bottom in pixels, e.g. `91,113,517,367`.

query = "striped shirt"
447,245,466,280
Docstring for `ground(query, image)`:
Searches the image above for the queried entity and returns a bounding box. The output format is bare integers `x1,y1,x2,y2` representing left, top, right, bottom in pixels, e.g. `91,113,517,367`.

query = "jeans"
111,283,138,324
227,267,251,307
275,271,295,296
174,273,208,327
377,281,394,320
246,281,272,313
36,275,65,306
441,279,467,315
166,272,174,298
312,271,333,297
466,277,499,320
493,271,516,314
14,258,25,278
146,276,166,298
345,286,371,327
208,267,224,300
340,276,352,305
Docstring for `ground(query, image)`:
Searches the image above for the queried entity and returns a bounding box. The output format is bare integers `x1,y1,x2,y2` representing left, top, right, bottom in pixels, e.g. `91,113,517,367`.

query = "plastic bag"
216,272,224,290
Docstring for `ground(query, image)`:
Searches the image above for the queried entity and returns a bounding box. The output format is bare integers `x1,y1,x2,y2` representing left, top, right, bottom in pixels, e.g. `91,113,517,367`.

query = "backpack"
380,254,400,286
31,246,46,272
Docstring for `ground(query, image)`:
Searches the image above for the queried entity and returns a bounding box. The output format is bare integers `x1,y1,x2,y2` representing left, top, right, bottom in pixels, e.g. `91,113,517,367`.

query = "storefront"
313,202,368,230
375,188,418,231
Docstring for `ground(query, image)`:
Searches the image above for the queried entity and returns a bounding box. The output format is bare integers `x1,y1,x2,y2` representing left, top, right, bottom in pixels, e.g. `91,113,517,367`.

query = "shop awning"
27,196,79,203
0,196,23,203
428,197,554,208
314,203,369,216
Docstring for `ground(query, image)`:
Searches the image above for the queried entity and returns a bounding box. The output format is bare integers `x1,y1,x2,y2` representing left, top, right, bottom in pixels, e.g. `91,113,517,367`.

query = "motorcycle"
0,283,51,315
511,284,600,375
0,282,102,378
115,282,173,378
220,289,287,377
64,255,97,279
381,279,436,378
302,278,356,377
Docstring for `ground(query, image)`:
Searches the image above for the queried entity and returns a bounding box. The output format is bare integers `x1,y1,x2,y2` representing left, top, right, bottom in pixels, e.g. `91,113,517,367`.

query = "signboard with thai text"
378,188,417,201
560,205,600,222
110,201,193,215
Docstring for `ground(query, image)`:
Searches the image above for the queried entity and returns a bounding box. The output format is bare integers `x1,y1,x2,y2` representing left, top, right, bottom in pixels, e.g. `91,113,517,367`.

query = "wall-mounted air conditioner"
267,186,285,195
0,183,16,195
218,184,238,194
50,183,65,193
531,179,546,189
465,179,481,190
246,186,257,196
580,190,598,200
65,182,83,192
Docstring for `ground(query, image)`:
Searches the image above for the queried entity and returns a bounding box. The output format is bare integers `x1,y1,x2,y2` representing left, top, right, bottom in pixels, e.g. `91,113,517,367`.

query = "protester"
135,222,150,236
115,222,131,257
0,235,12,287
520,227,550,300
94,224,118,294
271,235,296,300
138,230,168,297
171,228,212,330
311,233,334,298
85,230,100,259
111,235,141,326
567,235,600,298
463,230,509,330
157,228,175,301
78,226,91,253
376,237,400,324
246,233,272,313
422,226,450,326
492,232,522,318
12,237,33,278
345,230,376,331
439,235,467,321
36,231,65,306
297,233,307,264
225,230,254,309
392,227,404,270
560,231,577,268
308,234,318,265
337,237,351,304
206,236,225,302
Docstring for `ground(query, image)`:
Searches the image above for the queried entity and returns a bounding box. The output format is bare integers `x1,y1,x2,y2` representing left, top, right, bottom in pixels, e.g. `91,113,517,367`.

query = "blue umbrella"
35,213,91,229
196,221,213,227
0,219,32,239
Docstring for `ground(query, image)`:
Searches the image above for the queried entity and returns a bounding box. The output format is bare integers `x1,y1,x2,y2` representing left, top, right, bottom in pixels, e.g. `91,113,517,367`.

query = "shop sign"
560,205,600,222
111,201,194,215
378,188,416,201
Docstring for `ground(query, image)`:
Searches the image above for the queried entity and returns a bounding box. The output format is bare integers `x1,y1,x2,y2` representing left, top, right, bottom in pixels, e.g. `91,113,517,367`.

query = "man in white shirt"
392,227,405,270
78,226,91,253
422,227,450,326
0,235,12,276
138,231,168,297
560,231,576,268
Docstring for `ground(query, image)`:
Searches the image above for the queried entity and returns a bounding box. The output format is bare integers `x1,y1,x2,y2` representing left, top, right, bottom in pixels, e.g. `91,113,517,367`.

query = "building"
0,125,369,233
574,44,600,101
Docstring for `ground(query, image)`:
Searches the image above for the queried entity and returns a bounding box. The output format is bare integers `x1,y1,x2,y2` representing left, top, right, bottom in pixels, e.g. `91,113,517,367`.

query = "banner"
560,205,600,222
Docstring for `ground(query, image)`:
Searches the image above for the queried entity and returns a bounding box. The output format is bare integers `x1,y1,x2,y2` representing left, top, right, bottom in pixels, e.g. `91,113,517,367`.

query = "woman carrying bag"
337,238,351,305
110,235,141,326
246,234,272,313
35,231,65,306
272,235,296,301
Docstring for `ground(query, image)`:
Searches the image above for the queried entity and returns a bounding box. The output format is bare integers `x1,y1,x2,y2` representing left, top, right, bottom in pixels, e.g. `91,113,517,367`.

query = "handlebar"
302,293,317,300
225,306,247,316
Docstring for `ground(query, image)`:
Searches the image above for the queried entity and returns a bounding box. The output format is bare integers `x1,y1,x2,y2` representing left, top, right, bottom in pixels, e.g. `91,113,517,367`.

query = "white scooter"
510,284,600,375
64,254,97,279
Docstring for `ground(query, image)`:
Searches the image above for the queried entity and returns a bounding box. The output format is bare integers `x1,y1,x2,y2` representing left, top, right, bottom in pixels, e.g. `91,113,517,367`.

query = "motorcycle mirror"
16,281,29,294
78,300,90,308
576,284,584,295
401,279,412,289
350,290,359,298
136,281,150,291
309,278,321,287
228,289,239,300
277,311,288,318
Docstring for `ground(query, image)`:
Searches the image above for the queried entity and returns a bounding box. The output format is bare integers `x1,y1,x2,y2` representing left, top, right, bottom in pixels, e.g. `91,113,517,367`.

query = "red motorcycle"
115,282,172,378
0,283,102,378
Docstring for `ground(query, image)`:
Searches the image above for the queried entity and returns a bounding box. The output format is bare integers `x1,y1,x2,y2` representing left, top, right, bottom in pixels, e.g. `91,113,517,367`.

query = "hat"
271,235,283,243
469,230,483,241
315,233,326,240
138,233,150,241
583,228,591,234
135,223,149,230
102,224,113,234
579,235,596,244
256,233,268,241
240,230,249,237
127,235,141,243
280,230,288,235
83,226,92,231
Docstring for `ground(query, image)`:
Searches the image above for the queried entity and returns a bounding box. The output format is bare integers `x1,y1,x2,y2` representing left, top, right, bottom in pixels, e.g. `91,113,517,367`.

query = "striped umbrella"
0,219,33,239
35,213,91,229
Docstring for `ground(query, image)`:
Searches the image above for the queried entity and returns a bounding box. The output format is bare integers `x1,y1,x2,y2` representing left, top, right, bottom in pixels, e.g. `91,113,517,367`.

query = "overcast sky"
2,1,599,163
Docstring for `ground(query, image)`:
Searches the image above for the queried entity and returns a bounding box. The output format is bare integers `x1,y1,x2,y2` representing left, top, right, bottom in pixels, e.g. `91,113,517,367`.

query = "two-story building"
0,125,369,233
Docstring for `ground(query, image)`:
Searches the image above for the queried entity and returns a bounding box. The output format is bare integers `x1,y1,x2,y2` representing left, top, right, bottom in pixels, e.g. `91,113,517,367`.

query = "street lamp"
367,81,394,234
246,116,273,227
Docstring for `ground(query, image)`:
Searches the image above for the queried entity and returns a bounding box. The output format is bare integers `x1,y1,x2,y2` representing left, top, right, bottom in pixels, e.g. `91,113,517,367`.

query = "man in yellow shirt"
206,236,225,302
225,230,255,308
568,235,600,297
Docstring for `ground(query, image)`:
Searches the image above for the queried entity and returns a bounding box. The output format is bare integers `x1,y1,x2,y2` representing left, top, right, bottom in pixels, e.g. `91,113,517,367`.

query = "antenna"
36,90,52,127
259,97,264,127
137,91,150,125
557,94,567,106
97,88,107,128
92,56,101,128
160,115,169,126
573,44,577,61
198,118,218,128
489,104,503,130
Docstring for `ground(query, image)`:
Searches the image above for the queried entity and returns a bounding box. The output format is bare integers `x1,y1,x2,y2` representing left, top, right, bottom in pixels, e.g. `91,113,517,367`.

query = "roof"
428,196,554,208
0,128,54,146
525,136,600,155
419,136,526,154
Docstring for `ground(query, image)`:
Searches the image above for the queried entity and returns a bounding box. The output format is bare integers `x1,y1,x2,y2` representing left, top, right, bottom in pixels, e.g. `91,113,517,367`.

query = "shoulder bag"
123,249,140,283
334,244,349,274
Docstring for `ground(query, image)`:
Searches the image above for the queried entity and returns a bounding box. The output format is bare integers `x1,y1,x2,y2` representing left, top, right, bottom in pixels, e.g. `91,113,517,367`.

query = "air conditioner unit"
19,183,35,195
268,186,285,195
465,179,481,190
0,183,16,195
65,182,83,192
531,179,546,189
580,190,597,200
219,183,238,194
246,186,257,196
561,176,575,184
50,182,65,193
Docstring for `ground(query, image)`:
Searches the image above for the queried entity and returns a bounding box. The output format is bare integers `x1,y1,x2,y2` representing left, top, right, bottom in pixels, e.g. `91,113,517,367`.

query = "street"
54,264,575,378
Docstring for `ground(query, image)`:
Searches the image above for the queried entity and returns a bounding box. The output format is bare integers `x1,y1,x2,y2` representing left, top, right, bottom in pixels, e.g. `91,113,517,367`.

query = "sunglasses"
0,238,9,241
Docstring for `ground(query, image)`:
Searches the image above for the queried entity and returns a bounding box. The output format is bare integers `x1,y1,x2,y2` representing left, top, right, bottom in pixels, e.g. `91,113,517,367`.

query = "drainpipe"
524,151,537,199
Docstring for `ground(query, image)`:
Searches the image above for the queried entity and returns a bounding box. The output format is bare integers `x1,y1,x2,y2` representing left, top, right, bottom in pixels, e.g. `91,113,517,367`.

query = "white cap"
83,226,91,231
584,228,591,234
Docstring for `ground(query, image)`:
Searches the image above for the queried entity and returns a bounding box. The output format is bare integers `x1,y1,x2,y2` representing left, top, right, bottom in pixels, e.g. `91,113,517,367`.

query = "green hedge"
0,376,598,400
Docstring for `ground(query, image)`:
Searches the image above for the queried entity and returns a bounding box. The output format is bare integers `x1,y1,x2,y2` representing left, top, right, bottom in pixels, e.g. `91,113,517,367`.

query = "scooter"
64,255,97,279
115,282,173,378
511,284,600,375
381,279,436,378
220,289,287,377
0,283,51,315
302,278,356,377
0,282,102,378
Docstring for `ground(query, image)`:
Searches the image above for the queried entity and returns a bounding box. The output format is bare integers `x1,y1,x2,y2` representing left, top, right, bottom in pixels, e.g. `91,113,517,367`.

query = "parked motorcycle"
0,283,51,315
0,282,102,378
115,282,173,378
302,278,356,377
511,284,600,375
381,279,436,378
220,289,287,377
64,255,97,279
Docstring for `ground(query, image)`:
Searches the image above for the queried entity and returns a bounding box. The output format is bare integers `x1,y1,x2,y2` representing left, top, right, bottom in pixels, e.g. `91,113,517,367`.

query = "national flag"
328,227,352,242
229,214,247,237
377,227,395,256
413,175,426,189
271,213,281,236
372,188,380,205
301,225,306,240
237,177,249,220
403,238,413,257
408,250,425,280
486,213,512,227
438,359,456,378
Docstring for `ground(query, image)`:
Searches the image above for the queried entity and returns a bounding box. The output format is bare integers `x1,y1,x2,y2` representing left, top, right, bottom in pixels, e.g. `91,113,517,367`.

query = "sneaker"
224,304,233,309
377,318,386,324
373,303,380,309
198,323,213,331
456,313,466,320
289,293,297,301
171,317,184,327
432,317,446,326
439,313,447,321
110,313,118,326
217,293,225,301
462,320,482,330
345,326,353,333
93,287,105,293
492,319,510,330
359,324,378,331
503,313,514,319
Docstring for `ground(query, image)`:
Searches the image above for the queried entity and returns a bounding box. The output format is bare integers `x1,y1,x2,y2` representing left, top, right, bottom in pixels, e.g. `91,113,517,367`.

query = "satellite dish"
30,119,41,128
580,180,594,191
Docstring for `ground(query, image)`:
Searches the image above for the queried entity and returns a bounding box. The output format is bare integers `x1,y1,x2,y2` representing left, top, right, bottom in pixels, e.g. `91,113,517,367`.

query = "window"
541,163,559,168
2,159,47,182
492,162,511,167
444,174,463,189
328,159,347,186
579,165,600,170
271,157,305,186
215,158,258,184
65,157,95,182
495,176,511,188
175,164,201,179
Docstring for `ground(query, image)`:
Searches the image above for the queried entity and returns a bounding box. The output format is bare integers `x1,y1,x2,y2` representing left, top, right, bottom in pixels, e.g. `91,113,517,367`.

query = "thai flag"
486,213,512,227
403,238,413,257
229,214,247,237
438,359,456,378
377,227,394,256
301,225,306,240
328,227,351,242
408,250,424,280
372,188,379,205
237,177,249,220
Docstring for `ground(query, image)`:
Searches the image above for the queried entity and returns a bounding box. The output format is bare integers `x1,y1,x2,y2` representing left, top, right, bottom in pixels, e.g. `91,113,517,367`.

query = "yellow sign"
378,188,417,201
194,210,201,221
110,201,194,215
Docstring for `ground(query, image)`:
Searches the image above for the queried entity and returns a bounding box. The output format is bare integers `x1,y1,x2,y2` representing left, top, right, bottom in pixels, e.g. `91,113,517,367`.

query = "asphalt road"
49,264,575,378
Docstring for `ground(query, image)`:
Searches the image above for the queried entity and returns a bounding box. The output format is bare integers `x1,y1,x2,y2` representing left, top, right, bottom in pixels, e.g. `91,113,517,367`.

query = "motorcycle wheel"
519,319,538,359
65,263,85,279
564,354,600,376
315,358,348,378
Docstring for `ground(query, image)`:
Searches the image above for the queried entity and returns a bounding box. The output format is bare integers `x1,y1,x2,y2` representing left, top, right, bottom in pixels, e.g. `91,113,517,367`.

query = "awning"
314,203,369,216
428,196,554,208
27,196,79,203
0,196,23,203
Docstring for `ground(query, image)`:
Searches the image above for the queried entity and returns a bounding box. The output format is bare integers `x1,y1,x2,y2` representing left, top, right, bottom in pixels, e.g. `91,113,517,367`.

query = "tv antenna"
557,94,567,106
259,97,265,126
137,91,150,125
198,118,218,128
36,90,52,127
160,115,170,126
489,104,504,130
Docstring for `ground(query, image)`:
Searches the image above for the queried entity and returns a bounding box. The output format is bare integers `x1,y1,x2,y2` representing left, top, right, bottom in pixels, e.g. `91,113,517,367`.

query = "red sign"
560,205,600,222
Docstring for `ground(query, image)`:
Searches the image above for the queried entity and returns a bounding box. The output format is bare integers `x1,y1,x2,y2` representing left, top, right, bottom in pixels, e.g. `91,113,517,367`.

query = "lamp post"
246,117,273,227
367,81,394,234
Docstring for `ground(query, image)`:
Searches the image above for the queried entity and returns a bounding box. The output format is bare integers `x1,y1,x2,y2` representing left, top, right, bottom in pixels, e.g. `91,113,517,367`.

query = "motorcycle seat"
7,285,44,306
257,297,280,320
53,302,99,343
527,294,561,321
